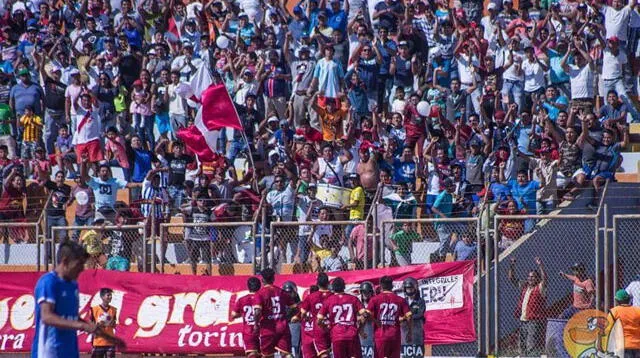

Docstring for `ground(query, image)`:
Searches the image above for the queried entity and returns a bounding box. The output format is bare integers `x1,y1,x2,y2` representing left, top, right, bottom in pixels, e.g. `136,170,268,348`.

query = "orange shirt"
608,305,640,349
91,304,117,347
316,107,346,141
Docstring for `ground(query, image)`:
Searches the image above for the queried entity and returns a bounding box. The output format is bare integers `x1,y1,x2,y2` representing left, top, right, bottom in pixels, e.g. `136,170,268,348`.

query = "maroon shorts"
332,338,362,358
301,341,318,358
259,324,291,356
243,329,260,354
375,339,401,358
313,329,331,356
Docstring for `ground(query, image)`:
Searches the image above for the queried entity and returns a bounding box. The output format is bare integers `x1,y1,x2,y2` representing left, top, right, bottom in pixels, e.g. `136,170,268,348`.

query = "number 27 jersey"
318,293,364,341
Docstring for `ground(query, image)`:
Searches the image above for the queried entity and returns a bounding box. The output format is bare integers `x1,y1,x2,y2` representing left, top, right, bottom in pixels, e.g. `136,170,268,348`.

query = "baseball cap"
308,183,317,189
615,289,630,302
293,5,303,13
608,36,620,42
267,116,279,123
487,2,497,10
494,110,506,120
17,68,30,76
398,40,409,47
238,11,248,18
443,177,454,187
69,68,80,76
469,138,482,147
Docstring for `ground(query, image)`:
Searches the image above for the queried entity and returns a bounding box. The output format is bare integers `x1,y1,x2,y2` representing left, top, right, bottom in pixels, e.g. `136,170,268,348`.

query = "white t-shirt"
72,105,101,145
311,223,332,247
569,64,594,99
602,48,627,80
65,84,83,116
604,6,632,42
522,58,546,92
167,84,186,116
502,51,525,81
457,54,479,85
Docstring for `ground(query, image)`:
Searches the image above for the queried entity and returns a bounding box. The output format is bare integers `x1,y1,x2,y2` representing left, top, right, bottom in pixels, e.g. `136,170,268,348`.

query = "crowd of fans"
0,0,636,271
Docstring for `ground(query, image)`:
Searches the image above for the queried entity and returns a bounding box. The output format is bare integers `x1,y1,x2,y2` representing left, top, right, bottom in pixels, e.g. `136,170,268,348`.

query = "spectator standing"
10,68,44,154
559,263,595,318
608,289,640,356
508,257,547,357
156,140,194,213
81,159,129,223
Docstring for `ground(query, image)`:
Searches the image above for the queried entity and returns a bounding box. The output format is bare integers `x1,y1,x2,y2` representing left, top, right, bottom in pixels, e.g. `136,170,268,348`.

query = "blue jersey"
32,271,80,358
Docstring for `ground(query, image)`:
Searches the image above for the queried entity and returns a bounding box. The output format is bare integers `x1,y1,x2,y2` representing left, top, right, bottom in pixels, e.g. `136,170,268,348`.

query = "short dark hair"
57,240,89,263
317,272,329,289
331,277,345,293
100,288,113,297
247,277,261,292
98,164,110,172
517,169,528,177
261,268,275,284
380,276,393,291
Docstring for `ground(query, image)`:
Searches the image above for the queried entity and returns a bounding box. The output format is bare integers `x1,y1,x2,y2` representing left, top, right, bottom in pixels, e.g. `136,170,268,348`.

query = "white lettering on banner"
401,344,424,358
418,274,464,311
9,295,34,331
177,325,242,348
135,295,172,338
0,333,25,350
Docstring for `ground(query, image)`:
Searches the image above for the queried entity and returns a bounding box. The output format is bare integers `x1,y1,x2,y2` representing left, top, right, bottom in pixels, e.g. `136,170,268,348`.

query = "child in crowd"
19,105,43,161
80,213,108,268
105,127,131,181
90,287,118,358
54,125,76,178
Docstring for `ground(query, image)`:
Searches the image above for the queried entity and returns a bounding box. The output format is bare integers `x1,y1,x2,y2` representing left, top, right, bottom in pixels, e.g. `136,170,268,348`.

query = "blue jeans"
72,215,93,242
44,109,65,154
227,138,248,161
296,235,310,263
133,114,155,149
536,199,555,215
502,79,524,111
46,215,68,262
168,185,185,212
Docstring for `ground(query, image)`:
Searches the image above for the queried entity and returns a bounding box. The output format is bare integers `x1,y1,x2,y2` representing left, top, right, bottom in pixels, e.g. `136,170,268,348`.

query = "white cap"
267,116,278,123
487,2,497,10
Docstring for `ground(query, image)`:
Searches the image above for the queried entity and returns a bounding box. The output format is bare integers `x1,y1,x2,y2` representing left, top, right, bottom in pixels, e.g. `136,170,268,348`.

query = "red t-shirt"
366,291,410,341
0,184,25,219
254,285,295,331
299,290,333,338
233,293,258,334
318,293,364,341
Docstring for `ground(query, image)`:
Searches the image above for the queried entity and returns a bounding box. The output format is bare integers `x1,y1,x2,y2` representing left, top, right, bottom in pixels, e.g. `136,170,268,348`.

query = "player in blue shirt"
32,241,96,358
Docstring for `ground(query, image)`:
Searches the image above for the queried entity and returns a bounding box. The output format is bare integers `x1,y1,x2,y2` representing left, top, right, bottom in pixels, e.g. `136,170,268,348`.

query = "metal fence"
492,214,599,357
612,213,640,307
50,224,148,272
158,220,257,275
269,220,367,272
0,222,41,270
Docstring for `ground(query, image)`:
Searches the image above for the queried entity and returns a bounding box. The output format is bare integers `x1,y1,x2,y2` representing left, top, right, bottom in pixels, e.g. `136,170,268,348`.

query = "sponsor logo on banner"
418,274,464,311
361,344,374,358
402,344,425,358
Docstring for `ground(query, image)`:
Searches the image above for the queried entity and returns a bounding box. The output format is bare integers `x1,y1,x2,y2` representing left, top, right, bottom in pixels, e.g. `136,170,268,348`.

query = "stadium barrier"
269,220,368,272
611,211,640,309
0,222,41,271
50,224,148,271
492,213,599,357
157,220,257,275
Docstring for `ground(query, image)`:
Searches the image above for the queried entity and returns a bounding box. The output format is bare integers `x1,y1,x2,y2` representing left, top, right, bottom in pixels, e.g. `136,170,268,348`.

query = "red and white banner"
0,262,475,354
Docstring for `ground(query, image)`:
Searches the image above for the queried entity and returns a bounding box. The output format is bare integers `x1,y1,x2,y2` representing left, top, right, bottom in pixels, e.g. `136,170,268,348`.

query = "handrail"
595,179,609,217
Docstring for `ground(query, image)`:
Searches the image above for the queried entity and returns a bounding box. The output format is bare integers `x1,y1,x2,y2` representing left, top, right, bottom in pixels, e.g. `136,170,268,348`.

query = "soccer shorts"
301,341,318,358
243,328,260,355
375,339,401,358
260,325,291,356
332,338,362,358
313,329,331,356
75,139,104,163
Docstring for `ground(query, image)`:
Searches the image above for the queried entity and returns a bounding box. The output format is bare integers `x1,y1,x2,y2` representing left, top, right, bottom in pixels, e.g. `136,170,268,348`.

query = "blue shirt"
327,9,347,33
433,190,453,218
32,271,80,358
542,95,568,121
88,176,128,209
508,179,540,213
548,49,571,84
10,82,44,115
393,158,416,184
131,149,153,183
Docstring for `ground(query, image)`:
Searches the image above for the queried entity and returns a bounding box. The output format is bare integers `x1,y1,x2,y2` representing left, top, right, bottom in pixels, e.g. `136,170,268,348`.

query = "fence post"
151,208,158,274
475,217,482,356
612,216,618,298
493,214,499,356
36,223,41,272
363,219,368,270
261,206,267,271
484,205,491,354
252,222,258,274
602,205,608,312
372,201,378,269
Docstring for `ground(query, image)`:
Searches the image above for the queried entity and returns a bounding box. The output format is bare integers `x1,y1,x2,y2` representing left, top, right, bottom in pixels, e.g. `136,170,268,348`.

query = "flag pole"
211,70,260,193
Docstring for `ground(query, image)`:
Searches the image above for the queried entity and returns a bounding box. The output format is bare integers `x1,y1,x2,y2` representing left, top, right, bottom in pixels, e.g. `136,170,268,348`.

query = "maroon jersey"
366,291,411,341
233,293,258,332
318,293,364,341
254,285,295,330
299,290,333,339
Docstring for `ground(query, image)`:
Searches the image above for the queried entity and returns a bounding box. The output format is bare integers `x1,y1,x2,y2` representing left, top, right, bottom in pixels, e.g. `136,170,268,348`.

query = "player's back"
31,271,81,358
367,291,410,341
301,290,333,335
320,293,363,341
234,293,258,330
255,285,293,329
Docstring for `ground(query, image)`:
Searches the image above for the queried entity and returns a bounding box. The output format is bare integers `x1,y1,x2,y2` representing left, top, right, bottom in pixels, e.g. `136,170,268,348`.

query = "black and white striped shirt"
141,179,167,218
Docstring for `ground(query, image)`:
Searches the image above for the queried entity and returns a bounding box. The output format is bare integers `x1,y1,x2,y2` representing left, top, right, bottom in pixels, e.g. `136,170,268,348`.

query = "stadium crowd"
0,0,635,271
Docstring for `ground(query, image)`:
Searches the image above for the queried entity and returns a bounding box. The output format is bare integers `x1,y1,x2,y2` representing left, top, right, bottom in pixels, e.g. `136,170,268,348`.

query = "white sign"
418,274,464,311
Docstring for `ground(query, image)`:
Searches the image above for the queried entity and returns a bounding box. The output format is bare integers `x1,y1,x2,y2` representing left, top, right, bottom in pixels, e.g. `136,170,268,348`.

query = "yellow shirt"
80,230,103,256
19,114,43,142
349,186,365,220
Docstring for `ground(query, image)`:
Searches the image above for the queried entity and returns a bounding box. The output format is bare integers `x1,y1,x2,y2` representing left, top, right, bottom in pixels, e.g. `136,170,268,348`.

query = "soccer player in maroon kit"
231,277,261,357
317,277,366,358
253,268,297,357
366,276,412,358
299,273,333,358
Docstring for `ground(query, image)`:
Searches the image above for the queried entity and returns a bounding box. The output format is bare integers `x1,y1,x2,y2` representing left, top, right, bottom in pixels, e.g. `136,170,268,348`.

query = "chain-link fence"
0,223,41,270
269,220,368,273
51,224,148,272
492,214,598,357
612,214,640,307
158,221,257,275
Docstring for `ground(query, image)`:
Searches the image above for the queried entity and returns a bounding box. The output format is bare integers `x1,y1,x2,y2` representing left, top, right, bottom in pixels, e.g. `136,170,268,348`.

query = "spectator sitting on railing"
559,262,595,319
497,198,526,250
80,212,108,269
181,193,214,275
508,257,547,357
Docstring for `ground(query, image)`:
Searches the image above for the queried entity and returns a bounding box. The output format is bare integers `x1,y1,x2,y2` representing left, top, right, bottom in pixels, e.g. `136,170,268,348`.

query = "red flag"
200,84,243,131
